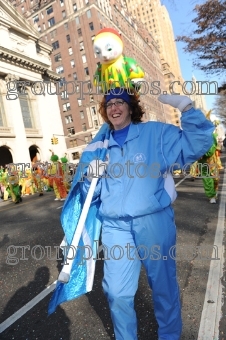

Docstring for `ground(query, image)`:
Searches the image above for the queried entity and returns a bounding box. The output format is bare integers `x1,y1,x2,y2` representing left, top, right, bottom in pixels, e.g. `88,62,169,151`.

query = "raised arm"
158,94,215,167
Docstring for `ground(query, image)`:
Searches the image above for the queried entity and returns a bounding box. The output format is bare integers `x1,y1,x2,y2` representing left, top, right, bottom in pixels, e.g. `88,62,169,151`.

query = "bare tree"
176,0,226,75
213,88,226,122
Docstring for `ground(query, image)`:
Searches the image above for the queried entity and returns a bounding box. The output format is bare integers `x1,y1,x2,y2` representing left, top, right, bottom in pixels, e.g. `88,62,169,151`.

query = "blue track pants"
101,206,182,340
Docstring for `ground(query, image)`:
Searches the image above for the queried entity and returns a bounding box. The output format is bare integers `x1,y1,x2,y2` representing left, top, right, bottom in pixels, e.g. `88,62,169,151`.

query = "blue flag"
48,123,110,315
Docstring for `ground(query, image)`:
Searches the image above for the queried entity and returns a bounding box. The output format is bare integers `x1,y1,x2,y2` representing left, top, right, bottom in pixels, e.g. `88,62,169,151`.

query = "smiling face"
93,32,123,64
106,99,131,130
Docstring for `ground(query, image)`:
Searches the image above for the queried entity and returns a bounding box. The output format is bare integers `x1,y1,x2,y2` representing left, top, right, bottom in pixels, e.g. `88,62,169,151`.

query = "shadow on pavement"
1,266,71,339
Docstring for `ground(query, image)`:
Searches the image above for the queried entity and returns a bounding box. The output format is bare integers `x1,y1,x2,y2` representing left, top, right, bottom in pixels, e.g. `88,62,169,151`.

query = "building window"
67,127,75,135
68,47,73,55
80,110,84,119
86,9,91,18
91,106,96,115
63,102,71,111
90,94,94,102
19,93,33,129
65,115,73,123
73,72,77,80
60,0,64,6
78,99,82,106
84,67,89,76
82,55,87,63
54,53,61,62
70,140,78,147
33,15,39,23
75,16,80,25
85,0,89,4
79,41,84,51
62,10,66,18
38,25,41,32
82,123,87,131
61,90,69,99
76,85,79,93
59,77,66,88
73,3,77,12
87,81,92,91
46,5,53,15
70,60,75,68
66,34,70,42
50,29,57,38
91,35,95,42
72,152,80,160
89,22,94,31
52,40,59,50
48,17,55,27
56,65,64,74
85,136,89,143
64,22,68,30
94,120,98,128
77,28,82,37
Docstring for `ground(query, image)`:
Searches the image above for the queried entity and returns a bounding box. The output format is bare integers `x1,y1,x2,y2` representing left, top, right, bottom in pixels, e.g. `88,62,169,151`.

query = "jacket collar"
109,123,140,147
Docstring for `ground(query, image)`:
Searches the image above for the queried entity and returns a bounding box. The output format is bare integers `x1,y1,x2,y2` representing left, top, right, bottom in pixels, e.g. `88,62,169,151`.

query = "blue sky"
161,0,224,112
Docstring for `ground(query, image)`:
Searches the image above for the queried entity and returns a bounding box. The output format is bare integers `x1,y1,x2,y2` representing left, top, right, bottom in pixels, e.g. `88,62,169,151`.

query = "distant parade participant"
32,162,44,196
49,150,68,201
60,154,71,194
21,168,35,196
0,166,5,201
199,133,219,203
8,168,22,204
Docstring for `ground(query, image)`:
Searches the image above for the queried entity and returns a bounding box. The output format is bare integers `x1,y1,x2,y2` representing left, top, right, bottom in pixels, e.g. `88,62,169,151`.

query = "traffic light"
51,137,59,145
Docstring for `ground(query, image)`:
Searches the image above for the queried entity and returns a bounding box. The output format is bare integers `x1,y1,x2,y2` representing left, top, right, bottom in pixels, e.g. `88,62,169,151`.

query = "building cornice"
0,46,59,80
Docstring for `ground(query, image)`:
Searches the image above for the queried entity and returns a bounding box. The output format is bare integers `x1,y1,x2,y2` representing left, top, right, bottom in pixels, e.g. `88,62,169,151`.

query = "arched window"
19,91,34,128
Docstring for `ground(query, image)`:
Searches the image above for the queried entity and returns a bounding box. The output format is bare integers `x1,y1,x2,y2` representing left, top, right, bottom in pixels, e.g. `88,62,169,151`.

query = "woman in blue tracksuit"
82,88,214,340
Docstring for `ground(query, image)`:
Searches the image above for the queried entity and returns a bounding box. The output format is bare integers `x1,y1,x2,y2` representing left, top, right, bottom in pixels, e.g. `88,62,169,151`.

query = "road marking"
175,175,188,187
198,166,226,339
56,205,64,209
0,281,57,333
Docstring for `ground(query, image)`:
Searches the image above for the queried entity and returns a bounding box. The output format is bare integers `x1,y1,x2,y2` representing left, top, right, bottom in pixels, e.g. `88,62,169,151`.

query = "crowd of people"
0,152,72,204
0,133,224,206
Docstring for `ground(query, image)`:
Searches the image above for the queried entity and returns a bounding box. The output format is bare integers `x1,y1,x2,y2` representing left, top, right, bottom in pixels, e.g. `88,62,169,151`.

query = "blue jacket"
82,108,214,219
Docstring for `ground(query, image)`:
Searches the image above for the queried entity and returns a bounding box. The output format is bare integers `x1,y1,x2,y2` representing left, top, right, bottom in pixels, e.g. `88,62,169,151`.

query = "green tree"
176,0,226,75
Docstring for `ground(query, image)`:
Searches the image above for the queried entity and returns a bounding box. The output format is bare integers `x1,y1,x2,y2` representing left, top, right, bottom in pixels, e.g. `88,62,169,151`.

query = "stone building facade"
0,0,67,166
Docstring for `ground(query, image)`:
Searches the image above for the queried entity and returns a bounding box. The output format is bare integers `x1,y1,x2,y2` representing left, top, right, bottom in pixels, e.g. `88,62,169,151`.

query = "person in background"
199,133,219,204
49,151,68,201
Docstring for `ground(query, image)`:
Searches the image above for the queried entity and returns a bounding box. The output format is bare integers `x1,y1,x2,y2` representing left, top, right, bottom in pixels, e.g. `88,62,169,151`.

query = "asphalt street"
0,155,225,340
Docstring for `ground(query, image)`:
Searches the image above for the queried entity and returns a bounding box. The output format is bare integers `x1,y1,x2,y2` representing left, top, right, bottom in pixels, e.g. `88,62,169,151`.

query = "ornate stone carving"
5,74,19,82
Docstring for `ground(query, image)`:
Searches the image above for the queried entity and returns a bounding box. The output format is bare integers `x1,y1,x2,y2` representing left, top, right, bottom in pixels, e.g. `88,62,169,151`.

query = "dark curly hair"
98,88,145,130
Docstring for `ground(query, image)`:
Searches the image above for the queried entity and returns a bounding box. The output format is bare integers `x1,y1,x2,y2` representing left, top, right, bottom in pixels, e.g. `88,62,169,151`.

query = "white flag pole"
58,177,98,283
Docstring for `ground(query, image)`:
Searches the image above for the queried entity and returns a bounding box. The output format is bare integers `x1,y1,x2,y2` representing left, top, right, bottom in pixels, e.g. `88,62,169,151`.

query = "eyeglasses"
105,100,125,109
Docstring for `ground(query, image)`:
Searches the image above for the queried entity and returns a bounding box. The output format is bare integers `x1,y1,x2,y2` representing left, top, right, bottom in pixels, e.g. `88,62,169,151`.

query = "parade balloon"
93,27,145,92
